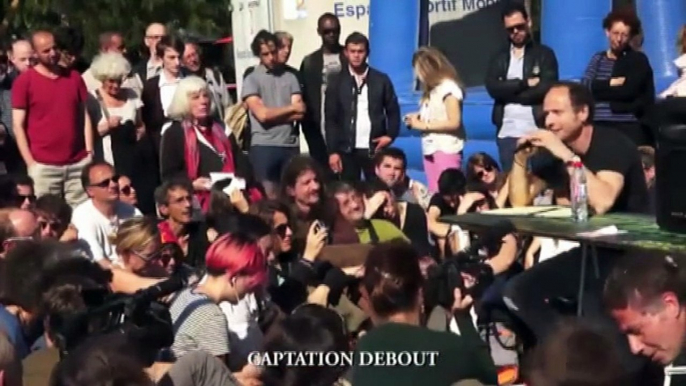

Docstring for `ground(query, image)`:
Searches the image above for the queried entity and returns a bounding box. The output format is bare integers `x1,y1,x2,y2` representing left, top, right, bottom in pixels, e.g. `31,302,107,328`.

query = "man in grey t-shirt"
242,30,305,197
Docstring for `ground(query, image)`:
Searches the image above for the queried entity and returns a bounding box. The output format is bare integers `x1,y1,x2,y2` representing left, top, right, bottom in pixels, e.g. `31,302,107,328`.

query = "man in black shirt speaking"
508,81,648,214
502,82,652,376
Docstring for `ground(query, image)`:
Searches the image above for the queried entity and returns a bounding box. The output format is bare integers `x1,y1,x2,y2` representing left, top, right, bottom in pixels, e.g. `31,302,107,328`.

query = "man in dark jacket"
300,13,348,169
325,33,400,182
485,3,558,172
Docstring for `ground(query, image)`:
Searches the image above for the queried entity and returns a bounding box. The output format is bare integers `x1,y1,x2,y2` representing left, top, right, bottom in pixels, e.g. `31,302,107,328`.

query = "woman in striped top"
581,8,655,147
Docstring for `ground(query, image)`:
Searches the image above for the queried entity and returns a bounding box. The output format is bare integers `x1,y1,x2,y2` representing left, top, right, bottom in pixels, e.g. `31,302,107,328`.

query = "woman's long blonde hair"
112,217,159,255
412,46,462,101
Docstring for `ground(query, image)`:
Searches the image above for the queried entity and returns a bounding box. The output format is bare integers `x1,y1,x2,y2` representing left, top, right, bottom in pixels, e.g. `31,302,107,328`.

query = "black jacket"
485,41,559,131
584,48,655,121
324,67,400,154
299,47,347,135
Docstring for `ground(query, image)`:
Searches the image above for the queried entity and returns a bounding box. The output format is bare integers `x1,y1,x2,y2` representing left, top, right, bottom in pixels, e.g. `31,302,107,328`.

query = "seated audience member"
279,155,337,247
638,145,655,214
167,233,267,362
34,194,76,242
364,179,431,257
25,257,112,385
112,217,177,277
465,152,509,208
49,333,155,386
353,241,498,385
259,304,350,386
13,174,35,210
71,161,141,268
331,182,406,245
0,330,21,386
0,208,39,257
160,76,261,212
155,179,211,270
509,81,648,214
373,147,431,209
526,320,634,386
427,168,467,258
0,241,74,359
117,174,138,208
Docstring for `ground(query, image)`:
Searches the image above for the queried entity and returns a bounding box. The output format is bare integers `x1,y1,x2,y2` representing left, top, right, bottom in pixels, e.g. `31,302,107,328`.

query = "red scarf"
182,119,262,211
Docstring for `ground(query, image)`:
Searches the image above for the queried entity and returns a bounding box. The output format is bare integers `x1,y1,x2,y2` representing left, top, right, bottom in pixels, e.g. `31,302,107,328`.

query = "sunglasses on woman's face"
275,223,290,238
39,219,62,231
477,165,495,179
120,184,133,195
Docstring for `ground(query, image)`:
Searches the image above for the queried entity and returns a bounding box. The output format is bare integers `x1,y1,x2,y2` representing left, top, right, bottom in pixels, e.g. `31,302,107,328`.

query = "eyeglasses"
120,185,133,195
506,23,527,34
274,223,290,238
476,165,495,179
133,248,174,265
90,175,120,188
145,34,164,40
39,220,62,231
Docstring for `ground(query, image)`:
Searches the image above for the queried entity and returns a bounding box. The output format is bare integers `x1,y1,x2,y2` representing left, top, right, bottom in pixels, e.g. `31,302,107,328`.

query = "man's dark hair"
437,168,467,196
212,213,272,241
602,8,642,37
35,194,72,225
344,32,369,52
373,147,407,170
551,81,596,124
317,12,340,30
12,174,33,188
1,240,76,313
604,251,686,310
501,2,529,21
154,178,193,206
54,26,84,55
155,34,185,59
250,30,278,57
80,161,113,190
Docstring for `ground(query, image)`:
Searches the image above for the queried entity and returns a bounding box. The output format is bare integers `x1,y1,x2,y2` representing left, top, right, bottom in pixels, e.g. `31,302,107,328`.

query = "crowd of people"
0,2,685,386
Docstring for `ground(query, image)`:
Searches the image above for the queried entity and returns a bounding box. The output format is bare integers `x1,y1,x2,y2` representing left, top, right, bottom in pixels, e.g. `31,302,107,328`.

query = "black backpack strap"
366,220,380,245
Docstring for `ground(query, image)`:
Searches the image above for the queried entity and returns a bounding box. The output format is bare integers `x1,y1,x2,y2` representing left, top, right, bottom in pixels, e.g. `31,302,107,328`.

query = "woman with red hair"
166,232,267,362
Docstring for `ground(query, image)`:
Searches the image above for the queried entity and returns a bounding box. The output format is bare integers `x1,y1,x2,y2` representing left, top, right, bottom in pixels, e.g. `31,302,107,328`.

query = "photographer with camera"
353,240,497,385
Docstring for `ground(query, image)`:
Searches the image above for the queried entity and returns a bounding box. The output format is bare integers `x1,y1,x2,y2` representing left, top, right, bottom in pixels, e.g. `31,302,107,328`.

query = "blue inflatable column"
636,0,686,93
368,0,419,104
541,0,611,80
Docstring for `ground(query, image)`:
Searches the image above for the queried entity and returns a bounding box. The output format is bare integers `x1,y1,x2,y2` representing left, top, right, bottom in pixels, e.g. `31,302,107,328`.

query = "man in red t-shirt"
11,30,93,207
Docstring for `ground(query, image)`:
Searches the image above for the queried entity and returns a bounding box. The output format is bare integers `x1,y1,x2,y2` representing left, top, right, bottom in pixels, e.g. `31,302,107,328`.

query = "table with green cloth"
440,208,686,315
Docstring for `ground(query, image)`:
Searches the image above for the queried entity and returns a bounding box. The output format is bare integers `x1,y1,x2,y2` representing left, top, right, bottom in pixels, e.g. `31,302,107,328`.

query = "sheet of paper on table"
577,225,627,238
483,206,569,217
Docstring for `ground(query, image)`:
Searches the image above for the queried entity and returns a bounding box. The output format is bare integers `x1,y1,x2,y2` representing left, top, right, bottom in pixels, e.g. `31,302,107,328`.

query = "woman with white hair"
87,52,143,179
160,76,262,212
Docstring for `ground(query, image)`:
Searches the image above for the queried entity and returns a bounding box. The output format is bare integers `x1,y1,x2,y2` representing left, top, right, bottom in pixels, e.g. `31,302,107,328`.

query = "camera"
424,220,514,310
52,274,187,363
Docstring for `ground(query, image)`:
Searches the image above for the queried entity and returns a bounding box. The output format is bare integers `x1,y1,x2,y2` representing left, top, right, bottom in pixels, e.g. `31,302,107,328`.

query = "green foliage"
3,0,232,59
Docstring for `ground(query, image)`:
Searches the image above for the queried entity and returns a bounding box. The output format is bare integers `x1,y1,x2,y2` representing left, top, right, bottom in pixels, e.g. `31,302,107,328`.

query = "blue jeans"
249,146,299,196
496,137,519,173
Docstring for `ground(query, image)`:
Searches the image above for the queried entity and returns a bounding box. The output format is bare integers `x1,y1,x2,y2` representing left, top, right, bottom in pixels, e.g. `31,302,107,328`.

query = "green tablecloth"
440,211,686,253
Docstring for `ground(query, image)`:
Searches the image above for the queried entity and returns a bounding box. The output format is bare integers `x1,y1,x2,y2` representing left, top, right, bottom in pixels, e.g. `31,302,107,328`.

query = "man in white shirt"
71,161,141,268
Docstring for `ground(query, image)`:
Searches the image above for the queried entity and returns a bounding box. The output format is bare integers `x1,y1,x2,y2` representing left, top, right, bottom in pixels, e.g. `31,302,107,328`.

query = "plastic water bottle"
570,159,589,222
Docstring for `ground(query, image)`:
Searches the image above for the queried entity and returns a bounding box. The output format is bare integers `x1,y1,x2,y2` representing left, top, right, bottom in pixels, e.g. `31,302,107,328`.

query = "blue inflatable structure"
367,0,686,186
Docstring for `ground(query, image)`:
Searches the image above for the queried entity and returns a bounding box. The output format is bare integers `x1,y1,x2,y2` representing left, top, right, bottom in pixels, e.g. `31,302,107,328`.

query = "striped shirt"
167,286,230,359
581,53,636,122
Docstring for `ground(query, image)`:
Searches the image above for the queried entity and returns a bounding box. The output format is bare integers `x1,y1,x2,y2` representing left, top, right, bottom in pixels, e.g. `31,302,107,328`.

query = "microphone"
131,274,188,305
